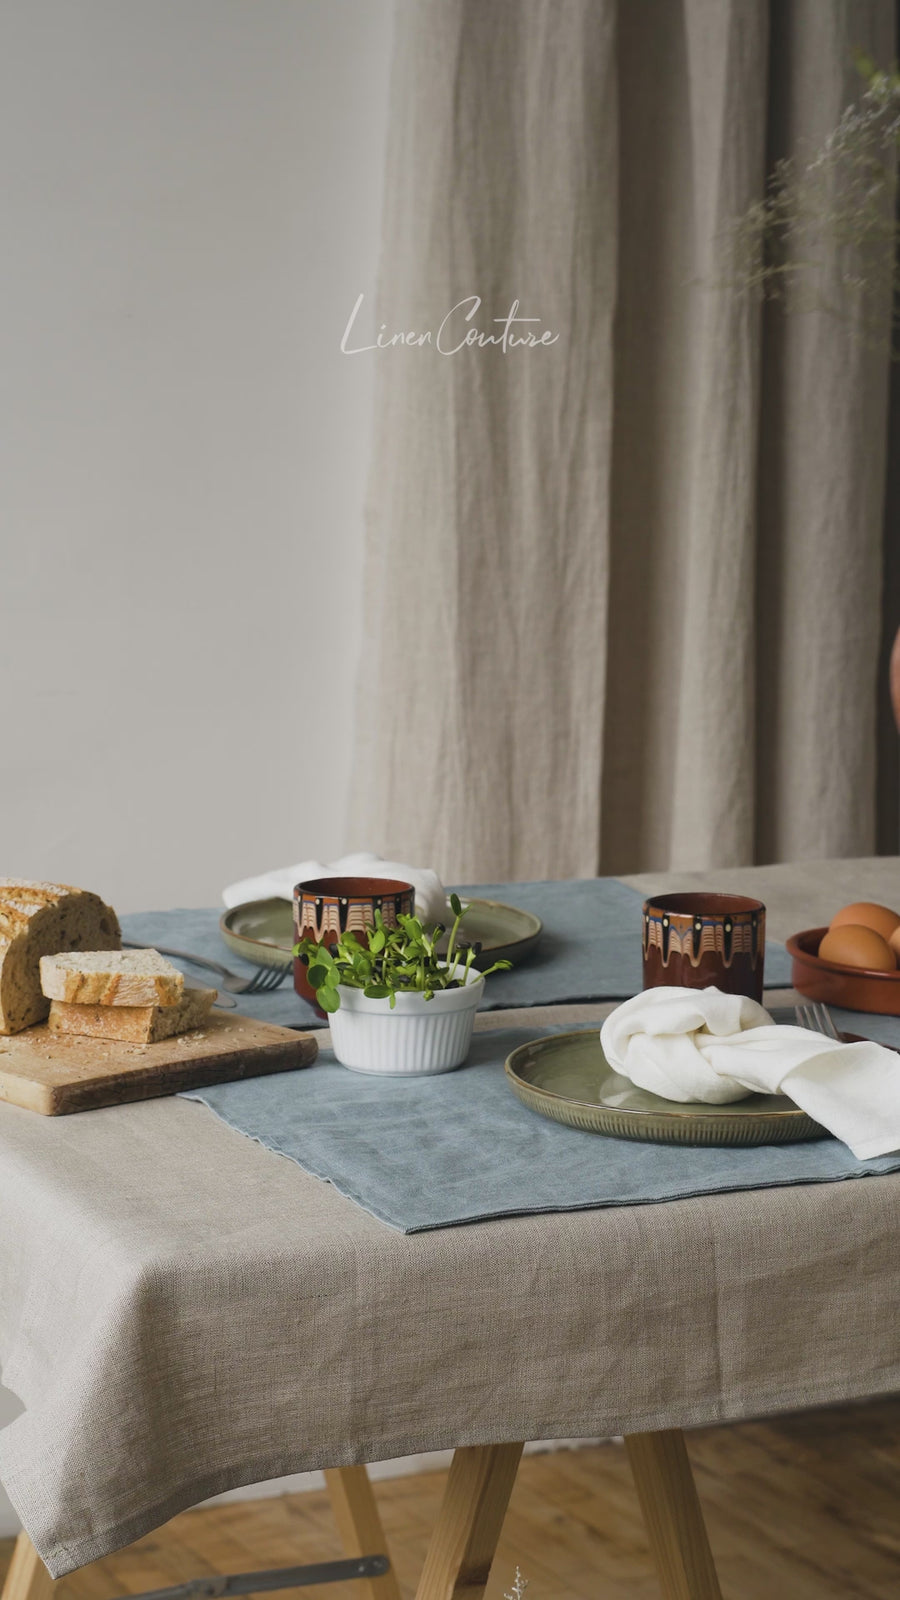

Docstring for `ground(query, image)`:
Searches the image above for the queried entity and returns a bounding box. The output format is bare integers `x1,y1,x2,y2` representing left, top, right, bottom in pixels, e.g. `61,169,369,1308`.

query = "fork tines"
245,965,289,995
795,1001,842,1041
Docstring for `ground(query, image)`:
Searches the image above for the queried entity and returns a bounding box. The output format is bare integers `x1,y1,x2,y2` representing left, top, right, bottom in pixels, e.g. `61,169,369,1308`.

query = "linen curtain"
349,0,897,882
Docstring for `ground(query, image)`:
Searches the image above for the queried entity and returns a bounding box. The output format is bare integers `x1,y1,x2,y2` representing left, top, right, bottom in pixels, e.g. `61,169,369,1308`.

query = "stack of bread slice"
41,949,216,1044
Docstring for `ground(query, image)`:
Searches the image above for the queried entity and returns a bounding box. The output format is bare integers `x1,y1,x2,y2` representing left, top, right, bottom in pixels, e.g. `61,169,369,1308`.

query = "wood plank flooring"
3,1399,899,1600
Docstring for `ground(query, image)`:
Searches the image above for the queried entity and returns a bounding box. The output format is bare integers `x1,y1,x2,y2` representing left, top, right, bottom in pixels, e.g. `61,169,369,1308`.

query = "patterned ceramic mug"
642,892,766,1002
293,876,415,1007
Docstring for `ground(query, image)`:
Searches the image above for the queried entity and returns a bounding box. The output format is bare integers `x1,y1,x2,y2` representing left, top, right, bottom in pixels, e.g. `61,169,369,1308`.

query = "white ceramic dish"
329,972,485,1075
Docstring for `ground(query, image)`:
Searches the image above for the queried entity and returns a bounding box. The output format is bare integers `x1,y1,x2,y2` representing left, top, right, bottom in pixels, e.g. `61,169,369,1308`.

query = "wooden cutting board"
0,1012,318,1114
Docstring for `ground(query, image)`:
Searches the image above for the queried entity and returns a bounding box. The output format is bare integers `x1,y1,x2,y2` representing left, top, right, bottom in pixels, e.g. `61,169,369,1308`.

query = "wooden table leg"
0,1534,55,1600
625,1431,723,1600
2,1451,522,1600
414,1442,524,1600
325,1466,401,1600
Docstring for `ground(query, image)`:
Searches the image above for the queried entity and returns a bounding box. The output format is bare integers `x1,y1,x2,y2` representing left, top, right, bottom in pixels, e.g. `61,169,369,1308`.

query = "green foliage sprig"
293,892,512,1013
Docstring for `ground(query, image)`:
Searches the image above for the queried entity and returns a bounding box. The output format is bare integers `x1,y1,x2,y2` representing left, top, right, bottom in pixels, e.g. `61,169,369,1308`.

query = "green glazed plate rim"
505,1029,827,1146
220,895,542,972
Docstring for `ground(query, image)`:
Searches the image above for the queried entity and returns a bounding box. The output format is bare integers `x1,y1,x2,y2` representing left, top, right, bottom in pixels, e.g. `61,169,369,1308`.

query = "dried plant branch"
503,1569,529,1600
723,55,900,353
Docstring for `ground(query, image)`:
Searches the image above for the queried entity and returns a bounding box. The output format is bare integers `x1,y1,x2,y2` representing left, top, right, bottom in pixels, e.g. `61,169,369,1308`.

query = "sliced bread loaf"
0,881,121,1034
40,948,184,1007
47,984,217,1044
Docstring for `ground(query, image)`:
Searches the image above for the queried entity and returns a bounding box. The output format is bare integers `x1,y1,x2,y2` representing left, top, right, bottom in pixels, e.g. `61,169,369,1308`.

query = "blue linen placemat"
458,879,793,1006
123,881,792,1029
180,1020,900,1233
828,1006,900,1044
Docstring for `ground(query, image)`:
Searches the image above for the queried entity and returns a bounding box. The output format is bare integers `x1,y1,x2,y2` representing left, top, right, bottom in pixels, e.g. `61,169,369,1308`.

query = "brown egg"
830,900,900,942
890,926,900,963
819,924,896,972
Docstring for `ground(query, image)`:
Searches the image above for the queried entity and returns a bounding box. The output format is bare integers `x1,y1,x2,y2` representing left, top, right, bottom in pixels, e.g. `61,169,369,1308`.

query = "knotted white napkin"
600,986,900,1160
222,852,448,926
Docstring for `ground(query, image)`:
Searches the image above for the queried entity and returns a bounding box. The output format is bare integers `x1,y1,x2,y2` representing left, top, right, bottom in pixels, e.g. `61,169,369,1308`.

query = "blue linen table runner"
122,878,792,1028
458,878,793,1005
182,1009,900,1233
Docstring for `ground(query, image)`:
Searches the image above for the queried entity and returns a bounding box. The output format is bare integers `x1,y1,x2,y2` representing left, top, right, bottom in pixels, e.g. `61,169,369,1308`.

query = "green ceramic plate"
505,1029,827,1146
220,895,542,972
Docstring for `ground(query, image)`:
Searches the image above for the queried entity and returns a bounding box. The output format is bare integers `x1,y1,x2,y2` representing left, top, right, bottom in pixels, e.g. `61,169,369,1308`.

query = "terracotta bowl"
786,927,900,1016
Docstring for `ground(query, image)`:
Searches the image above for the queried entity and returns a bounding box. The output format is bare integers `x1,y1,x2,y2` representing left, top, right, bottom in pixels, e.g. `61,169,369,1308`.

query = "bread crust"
40,950,184,1007
47,986,217,1043
0,882,121,1035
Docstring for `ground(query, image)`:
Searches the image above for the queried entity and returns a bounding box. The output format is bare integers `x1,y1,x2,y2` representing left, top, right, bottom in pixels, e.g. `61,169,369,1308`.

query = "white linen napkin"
600,986,900,1160
222,852,448,926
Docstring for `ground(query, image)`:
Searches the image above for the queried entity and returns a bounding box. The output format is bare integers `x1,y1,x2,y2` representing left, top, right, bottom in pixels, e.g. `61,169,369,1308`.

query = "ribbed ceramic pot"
329,972,485,1075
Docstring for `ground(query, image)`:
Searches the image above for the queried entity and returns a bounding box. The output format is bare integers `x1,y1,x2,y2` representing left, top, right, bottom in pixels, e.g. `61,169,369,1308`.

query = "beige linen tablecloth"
1,859,899,1577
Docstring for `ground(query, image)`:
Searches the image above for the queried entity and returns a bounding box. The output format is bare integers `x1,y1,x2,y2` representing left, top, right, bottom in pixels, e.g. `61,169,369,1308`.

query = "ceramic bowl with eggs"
787,901,900,1015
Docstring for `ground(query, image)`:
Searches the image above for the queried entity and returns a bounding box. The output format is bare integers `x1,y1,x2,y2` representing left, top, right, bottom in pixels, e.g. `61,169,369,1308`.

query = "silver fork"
794,1000,844,1041
121,939,288,995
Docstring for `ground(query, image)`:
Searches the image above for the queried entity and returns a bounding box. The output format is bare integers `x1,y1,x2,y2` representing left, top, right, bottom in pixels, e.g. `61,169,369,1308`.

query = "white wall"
0,0,391,914
0,0,393,1537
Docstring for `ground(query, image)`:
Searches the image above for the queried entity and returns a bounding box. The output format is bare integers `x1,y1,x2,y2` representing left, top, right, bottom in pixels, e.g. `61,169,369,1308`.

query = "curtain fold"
602,0,768,872
755,0,895,863
349,0,896,882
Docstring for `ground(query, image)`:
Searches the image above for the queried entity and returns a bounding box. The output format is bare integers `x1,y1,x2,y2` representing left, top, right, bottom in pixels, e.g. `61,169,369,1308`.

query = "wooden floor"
3,1400,900,1600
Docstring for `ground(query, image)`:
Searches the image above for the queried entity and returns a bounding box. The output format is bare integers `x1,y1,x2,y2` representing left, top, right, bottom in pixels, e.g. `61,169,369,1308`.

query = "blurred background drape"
349,0,898,882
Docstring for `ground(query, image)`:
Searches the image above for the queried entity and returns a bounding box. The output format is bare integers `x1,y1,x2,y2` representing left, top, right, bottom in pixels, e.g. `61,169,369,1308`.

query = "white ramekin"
328,972,485,1075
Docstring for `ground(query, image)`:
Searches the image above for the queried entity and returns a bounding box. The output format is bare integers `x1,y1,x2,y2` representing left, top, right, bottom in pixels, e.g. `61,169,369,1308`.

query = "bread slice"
0,880,121,1035
40,948,184,1007
47,984,217,1044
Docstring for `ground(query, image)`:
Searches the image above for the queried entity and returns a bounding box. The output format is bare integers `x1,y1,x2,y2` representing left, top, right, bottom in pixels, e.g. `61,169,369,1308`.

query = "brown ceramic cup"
293,876,415,1007
641,892,766,1002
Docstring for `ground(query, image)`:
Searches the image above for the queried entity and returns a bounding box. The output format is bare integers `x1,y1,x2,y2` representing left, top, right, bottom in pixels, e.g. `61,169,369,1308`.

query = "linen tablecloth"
1,857,899,1577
